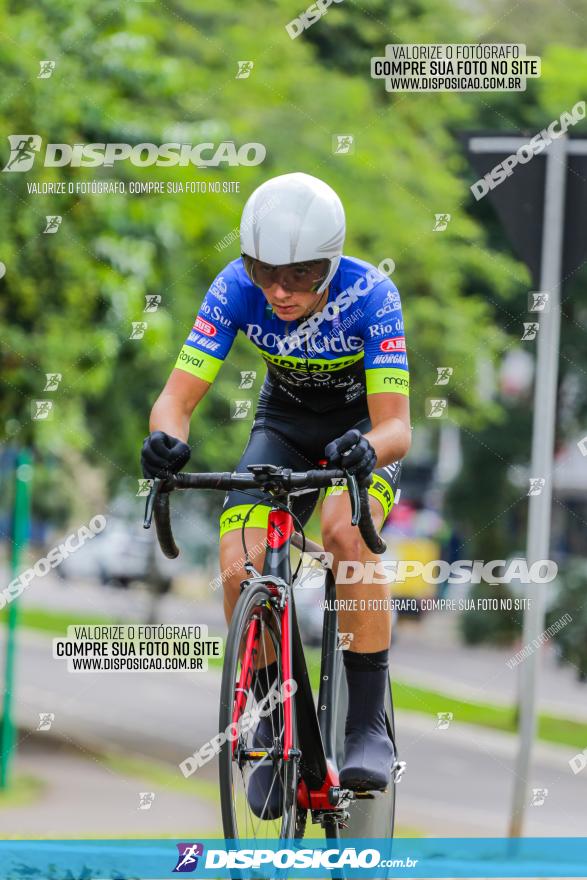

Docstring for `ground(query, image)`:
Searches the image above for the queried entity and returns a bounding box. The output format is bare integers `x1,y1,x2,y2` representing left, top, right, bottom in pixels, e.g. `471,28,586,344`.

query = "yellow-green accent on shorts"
324,473,395,520
219,503,271,537
220,474,395,537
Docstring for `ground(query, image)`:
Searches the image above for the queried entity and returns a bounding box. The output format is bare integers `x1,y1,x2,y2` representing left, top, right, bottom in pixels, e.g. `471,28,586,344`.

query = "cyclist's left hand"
324,429,377,486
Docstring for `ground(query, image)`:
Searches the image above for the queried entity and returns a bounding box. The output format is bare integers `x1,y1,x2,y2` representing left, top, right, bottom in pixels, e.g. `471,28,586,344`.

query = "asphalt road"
4,628,586,838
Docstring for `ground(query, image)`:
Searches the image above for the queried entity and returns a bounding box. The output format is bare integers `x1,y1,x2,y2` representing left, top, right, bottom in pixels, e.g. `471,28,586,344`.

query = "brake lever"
347,474,361,526
143,478,161,529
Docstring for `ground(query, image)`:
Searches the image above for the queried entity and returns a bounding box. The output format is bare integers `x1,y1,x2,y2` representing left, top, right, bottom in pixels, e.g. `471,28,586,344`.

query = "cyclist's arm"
149,370,211,443
149,265,242,441
359,273,411,466
364,392,411,467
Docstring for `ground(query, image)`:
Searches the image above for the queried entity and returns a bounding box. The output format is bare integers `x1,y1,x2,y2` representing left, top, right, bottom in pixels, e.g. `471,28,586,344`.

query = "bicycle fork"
234,507,298,762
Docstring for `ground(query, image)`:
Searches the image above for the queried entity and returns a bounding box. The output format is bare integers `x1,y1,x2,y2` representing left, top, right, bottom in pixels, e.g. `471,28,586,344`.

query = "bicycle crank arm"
328,785,393,805
327,786,364,807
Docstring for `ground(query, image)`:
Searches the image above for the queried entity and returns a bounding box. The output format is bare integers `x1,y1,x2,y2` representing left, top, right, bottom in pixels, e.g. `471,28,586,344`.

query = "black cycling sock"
343,648,389,734
340,648,394,791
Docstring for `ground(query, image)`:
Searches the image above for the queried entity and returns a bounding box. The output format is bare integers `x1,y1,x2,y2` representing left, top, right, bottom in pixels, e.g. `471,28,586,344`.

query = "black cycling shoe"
246,711,284,820
339,723,395,792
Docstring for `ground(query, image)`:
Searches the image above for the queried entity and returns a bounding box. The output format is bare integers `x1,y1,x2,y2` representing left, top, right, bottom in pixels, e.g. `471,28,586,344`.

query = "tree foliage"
0,0,583,534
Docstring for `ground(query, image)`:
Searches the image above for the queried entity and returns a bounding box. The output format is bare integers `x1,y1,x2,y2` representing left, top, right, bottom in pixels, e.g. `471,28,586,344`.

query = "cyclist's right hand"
141,431,191,479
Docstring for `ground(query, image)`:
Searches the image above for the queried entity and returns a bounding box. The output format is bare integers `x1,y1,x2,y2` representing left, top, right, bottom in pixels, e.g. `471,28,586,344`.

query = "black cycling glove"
141,431,191,479
324,428,377,486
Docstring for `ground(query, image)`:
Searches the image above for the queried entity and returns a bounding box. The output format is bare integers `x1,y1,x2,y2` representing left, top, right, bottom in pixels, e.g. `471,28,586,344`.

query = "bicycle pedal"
392,760,407,783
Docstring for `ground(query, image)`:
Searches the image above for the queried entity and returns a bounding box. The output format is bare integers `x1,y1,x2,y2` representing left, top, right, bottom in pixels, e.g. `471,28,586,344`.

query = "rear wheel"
219,585,300,841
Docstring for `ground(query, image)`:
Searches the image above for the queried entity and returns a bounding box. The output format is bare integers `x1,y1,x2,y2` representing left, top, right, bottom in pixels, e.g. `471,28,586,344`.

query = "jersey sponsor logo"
380,336,406,352
187,331,221,352
209,276,228,304
200,301,231,327
221,511,245,526
279,369,359,389
370,475,393,506
368,320,404,338
383,461,401,481
178,350,204,369
372,353,407,366
283,370,332,385
194,316,217,336
210,305,232,327
246,324,361,354
383,374,409,388
344,383,365,403
263,352,361,372
375,289,401,318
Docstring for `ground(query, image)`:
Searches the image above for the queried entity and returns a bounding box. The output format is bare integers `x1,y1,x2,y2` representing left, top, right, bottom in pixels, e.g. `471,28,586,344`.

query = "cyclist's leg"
218,424,319,624
321,419,401,791
322,468,397,652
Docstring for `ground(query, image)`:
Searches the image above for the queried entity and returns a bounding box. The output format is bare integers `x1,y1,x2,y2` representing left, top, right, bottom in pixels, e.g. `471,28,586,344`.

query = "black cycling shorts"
219,387,401,537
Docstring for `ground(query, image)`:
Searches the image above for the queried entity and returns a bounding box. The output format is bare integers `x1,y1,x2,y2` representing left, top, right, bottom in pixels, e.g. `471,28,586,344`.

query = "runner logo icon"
2,135,42,172
173,842,204,873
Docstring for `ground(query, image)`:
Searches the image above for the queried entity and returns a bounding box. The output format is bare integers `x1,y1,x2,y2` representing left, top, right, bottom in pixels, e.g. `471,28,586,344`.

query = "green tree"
1,0,570,534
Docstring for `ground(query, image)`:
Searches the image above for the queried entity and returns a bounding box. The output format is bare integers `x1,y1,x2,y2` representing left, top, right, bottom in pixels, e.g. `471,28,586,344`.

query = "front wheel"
219,585,300,841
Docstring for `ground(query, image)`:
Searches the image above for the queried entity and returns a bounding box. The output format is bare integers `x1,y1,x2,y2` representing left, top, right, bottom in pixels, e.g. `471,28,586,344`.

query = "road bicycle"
143,463,405,844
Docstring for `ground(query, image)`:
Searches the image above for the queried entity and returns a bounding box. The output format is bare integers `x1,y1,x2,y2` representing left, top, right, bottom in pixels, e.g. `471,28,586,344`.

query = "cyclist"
142,172,411,818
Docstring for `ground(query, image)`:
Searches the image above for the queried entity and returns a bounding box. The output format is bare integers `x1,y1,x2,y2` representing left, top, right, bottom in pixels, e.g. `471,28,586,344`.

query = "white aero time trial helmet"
240,172,345,294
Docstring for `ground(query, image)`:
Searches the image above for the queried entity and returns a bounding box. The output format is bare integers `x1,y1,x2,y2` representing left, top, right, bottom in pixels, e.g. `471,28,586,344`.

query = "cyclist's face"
242,256,330,320
263,282,325,320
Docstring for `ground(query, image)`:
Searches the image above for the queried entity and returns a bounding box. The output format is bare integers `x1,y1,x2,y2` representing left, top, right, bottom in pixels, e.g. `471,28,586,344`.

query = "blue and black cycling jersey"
175,255,409,413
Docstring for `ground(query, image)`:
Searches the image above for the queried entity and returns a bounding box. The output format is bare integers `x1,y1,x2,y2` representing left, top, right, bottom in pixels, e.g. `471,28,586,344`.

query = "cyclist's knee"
321,520,364,565
219,527,267,619
322,493,384,563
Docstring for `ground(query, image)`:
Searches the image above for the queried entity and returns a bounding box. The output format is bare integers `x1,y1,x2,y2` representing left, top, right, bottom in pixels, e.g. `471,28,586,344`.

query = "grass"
0,774,45,810
537,714,587,749
0,606,116,636
393,680,515,730
393,680,587,749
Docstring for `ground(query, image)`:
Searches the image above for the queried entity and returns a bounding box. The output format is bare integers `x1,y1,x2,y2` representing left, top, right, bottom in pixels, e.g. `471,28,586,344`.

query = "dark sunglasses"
242,254,330,292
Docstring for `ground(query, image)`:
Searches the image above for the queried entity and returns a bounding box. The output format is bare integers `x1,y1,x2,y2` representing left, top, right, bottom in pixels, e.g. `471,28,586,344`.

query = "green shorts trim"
324,472,396,520
221,472,396,537
219,503,271,537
